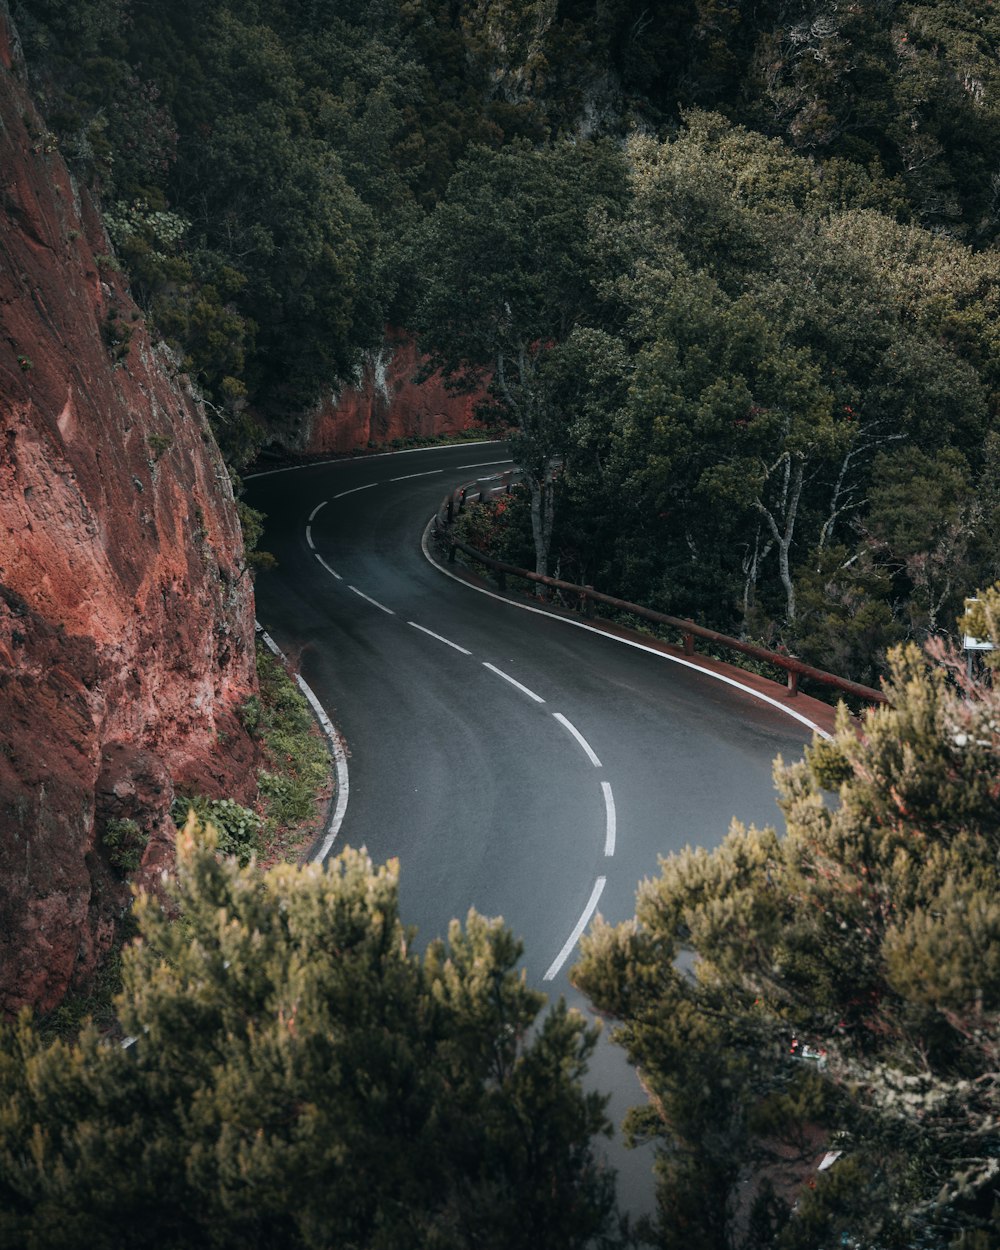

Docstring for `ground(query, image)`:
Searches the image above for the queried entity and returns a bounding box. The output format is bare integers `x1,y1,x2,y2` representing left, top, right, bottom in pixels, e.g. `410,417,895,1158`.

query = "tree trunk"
777,527,796,622
741,528,773,630
755,456,804,623
528,467,556,594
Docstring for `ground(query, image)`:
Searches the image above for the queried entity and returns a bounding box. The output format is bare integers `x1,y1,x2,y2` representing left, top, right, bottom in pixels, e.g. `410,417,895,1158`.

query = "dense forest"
14,0,1000,680
6,2,999,1246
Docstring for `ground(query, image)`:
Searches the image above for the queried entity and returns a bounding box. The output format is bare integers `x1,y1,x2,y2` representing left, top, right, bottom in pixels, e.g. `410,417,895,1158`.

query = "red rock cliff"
298,328,487,454
0,10,259,1014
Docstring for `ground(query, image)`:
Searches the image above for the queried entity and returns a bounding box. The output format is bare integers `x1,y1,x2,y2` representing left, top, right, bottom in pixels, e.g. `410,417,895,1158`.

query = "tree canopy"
410,138,627,577
461,114,1000,686
18,0,999,435
573,643,1000,1248
0,824,622,1249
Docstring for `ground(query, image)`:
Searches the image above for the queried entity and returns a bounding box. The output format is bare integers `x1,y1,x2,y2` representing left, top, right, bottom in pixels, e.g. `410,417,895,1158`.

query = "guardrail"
436,477,888,706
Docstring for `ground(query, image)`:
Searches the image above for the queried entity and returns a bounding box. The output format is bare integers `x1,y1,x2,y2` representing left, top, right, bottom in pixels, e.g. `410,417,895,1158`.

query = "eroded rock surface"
0,7,259,1013
300,328,485,454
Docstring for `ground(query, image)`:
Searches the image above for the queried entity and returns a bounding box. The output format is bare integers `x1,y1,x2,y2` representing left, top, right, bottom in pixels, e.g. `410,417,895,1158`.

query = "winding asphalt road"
246,442,822,1219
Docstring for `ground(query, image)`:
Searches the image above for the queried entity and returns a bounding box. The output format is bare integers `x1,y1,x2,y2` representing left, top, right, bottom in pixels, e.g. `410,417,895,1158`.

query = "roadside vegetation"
173,642,331,867
251,644,331,862
575,638,1000,1247
9,2,1000,1244
39,643,331,1044
0,828,623,1250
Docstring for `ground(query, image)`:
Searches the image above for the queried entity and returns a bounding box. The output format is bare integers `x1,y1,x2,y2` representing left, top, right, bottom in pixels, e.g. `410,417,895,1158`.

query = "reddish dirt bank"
299,328,486,454
0,7,259,1014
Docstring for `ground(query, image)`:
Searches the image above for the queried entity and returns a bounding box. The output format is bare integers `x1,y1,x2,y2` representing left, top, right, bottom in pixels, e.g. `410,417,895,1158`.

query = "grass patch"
251,644,330,863
170,794,263,865
102,816,149,874
171,643,332,866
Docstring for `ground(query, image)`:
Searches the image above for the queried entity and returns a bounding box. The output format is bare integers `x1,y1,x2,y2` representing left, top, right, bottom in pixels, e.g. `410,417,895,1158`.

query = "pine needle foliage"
0,821,623,1250
573,644,1000,1249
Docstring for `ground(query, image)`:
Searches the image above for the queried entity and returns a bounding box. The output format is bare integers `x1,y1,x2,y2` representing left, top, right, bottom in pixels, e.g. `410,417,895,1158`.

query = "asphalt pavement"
246,442,819,1222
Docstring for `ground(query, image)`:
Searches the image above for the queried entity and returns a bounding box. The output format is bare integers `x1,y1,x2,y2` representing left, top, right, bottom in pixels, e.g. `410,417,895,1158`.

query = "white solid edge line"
348,585,395,615
333,482,379,499
408,621,472,655
256,624,285,659
390,469,443,481
544,877,607,981
422,519,832,741
601,782,616,857
552,712,602,767
255,623,349,861
482,661,545,704
315,554,342,580
305,525,314,549
308,500,327,522
295,676,350,862
244,440,502,479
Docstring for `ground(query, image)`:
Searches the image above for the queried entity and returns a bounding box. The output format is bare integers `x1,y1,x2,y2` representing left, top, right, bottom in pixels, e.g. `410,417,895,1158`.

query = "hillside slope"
0,5,259,1013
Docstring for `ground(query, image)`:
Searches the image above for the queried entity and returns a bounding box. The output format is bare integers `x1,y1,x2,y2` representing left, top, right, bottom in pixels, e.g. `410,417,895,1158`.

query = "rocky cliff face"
298,328,485,455
0,9,259,1014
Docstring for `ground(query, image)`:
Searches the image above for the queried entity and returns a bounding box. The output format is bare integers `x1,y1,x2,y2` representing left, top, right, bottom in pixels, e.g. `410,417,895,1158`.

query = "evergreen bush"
170,796,262,865
101,817,148,874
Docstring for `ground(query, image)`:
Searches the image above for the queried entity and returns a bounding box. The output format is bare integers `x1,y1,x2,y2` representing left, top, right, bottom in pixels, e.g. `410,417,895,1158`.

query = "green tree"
162,9,384,421
862,446,979,638
411,138,627,581
0,823,622,1249
573,645,1000,1248
526,115,996,675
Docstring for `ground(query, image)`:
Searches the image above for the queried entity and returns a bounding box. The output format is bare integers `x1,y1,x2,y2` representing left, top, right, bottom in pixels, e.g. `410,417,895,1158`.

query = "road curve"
246,442,818,1218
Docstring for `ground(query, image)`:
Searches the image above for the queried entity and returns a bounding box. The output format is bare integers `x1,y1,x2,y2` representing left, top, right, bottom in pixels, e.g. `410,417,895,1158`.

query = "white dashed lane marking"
601,782,616,857
348,585,395,615
482,662,546,704
407,622,472,655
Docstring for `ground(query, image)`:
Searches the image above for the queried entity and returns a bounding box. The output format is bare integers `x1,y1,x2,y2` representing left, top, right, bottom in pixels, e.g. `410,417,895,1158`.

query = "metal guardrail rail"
436,478,888,706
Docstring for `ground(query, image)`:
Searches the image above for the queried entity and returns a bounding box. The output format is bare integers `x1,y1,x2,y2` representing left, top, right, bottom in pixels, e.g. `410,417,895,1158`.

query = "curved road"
247,442,820,1218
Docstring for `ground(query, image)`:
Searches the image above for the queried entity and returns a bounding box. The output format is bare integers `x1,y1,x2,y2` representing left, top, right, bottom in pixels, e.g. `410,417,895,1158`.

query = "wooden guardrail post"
787,670,799,696
448,538,457,564
447,495,455,522
581,586,594,618
683,632,695,656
